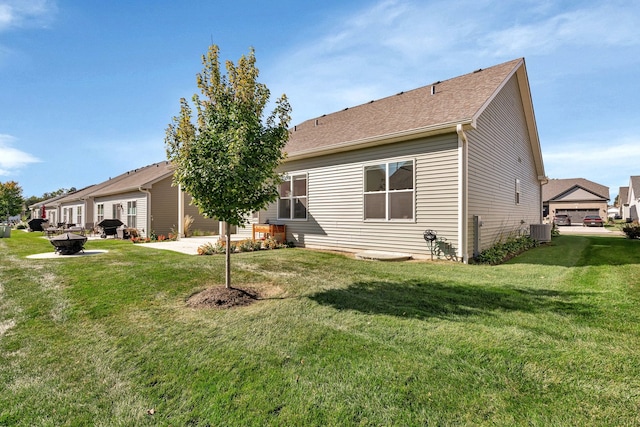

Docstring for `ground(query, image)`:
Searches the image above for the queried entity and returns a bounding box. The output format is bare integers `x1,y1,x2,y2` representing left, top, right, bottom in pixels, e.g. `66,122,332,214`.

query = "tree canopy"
166,45,291,226
165,45,291,287
0,181,24,221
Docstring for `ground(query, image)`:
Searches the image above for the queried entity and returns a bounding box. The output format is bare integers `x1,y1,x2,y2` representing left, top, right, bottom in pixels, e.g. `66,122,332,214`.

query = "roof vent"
474,68,483,73
294,125,297,131
315,119,319,126
397,91,404,96
431,85,436,95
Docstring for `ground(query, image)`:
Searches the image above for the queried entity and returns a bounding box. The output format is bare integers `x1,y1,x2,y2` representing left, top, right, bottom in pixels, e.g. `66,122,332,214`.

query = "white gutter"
138,186,152,238
456,124,470,264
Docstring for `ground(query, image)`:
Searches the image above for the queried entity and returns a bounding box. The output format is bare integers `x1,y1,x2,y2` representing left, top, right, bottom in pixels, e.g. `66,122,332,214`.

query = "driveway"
556,225,623,236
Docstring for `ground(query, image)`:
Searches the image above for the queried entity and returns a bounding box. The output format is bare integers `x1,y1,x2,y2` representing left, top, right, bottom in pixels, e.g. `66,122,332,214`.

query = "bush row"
197,238,289,255
473,235,540,265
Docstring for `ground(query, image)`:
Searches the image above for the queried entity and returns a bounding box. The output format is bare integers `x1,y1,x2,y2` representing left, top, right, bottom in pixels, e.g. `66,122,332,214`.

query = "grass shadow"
309,279,593,321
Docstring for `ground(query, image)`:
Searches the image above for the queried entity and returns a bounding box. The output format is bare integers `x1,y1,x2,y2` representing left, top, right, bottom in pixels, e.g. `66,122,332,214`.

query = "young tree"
0,181,24,222
165,45,291,288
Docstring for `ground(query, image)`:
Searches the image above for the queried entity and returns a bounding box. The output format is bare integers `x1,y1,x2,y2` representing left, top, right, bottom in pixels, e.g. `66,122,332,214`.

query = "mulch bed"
186,286,260,309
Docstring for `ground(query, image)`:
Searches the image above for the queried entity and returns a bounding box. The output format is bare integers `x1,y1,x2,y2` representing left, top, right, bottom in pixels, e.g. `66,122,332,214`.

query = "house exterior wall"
183,194,219,235
59,201,85,226
466,74,542,255
255,133,460,258
149,177,179,236
629,185,639,221
94,191,148,237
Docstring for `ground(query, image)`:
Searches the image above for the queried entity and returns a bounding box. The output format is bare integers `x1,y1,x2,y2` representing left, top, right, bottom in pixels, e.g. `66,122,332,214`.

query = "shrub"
622,222,640,239
183,215,194,238
197,242,218,255
238,239,262,252
262,237,280,250
474,235,540,265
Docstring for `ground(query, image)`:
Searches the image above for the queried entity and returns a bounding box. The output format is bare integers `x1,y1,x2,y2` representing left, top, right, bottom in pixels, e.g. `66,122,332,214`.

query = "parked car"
583,215,604,227
553,214,571,226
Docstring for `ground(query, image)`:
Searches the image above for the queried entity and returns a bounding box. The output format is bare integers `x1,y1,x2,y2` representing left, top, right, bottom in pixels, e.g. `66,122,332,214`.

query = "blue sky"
1,0,639,202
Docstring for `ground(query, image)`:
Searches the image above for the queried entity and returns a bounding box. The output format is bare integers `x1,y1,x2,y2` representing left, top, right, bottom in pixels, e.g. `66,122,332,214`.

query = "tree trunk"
225,222,231,289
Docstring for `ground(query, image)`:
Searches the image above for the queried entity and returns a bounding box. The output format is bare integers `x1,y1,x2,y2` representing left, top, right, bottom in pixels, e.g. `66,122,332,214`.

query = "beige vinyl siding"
149,177,178,236
266,133,459,258
184,194,219,235
467,74,541,255
150,178,218,236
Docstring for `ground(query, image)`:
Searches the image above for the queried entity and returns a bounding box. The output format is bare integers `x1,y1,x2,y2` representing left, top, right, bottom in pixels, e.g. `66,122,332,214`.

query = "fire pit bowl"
50,232,88,255
97,218,124,238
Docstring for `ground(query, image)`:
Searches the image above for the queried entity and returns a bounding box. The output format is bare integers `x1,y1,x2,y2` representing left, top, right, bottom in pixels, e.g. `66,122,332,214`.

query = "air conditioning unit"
530,224,552,243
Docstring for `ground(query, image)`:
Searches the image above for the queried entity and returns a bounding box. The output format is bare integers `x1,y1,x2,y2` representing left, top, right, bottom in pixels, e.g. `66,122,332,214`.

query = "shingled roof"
285,58,533,160
88,161,174,197
618,186,629,206
542,178,610,202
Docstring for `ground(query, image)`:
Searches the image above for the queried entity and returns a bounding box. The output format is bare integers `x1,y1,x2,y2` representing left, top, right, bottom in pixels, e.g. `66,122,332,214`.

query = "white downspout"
177,184,184,239
138,187,152,238
456,124,469,263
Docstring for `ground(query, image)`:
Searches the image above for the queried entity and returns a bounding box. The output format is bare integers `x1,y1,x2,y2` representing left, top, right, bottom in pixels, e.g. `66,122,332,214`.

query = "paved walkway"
137,235,226,255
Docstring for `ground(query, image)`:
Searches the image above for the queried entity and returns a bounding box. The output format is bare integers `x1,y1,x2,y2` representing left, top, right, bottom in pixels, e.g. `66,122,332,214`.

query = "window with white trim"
77,206,82,225
364,160,414,220
127,201,137,228
97,204,104,223
278,174,307,220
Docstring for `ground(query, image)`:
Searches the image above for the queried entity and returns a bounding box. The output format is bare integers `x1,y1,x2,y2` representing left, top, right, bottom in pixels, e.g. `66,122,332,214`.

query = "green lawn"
1,231,639,426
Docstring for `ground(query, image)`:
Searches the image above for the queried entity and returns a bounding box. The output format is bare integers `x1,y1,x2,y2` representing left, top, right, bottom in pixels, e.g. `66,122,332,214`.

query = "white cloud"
0,0,56,32
479,2,640,57
271,0,640,124
0,134,40,175
543,135,640,197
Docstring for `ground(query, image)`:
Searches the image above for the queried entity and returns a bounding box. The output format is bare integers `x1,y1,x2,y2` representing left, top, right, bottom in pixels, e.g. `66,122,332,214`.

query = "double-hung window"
364,159,414,220
97,204,104,222
77,206,82,225
278,174,307,220
127,201,137,228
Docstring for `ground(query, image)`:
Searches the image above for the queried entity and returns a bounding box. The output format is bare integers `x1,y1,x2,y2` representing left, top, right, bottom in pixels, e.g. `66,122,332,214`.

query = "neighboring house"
618,186,630,220
233,58,546,262
86,161,218,237
30,192,73,226
543,178,609,224
628,176,640,221
31,161,219,237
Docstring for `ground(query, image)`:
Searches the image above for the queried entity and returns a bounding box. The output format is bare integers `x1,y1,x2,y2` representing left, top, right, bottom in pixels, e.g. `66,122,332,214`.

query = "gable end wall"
467,74,542,254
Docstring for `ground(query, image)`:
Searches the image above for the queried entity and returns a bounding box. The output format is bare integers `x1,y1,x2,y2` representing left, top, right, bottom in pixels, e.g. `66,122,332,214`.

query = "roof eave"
285,119,474,162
